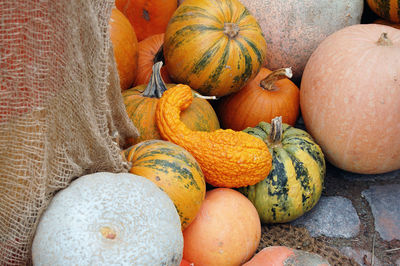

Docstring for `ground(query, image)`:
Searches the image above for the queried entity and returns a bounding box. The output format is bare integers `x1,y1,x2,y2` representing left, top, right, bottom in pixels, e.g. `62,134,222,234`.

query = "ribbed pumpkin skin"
122,84,220,145
240,121,325,223
124,140,206,230
367,0,400,23
164,0,267,97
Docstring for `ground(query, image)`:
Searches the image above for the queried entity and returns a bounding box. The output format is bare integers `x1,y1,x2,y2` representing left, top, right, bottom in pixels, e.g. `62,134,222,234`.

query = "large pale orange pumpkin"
115,0,177,41
239,0,363,80
182,188,261,266
109,8,138,91
300,24,400,174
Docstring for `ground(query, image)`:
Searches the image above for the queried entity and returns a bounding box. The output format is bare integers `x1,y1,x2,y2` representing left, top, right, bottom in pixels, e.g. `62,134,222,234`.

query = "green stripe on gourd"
240,117,326,223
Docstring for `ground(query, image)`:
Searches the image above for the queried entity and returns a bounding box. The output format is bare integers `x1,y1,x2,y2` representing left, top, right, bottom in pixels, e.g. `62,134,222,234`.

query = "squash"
123,139,206,230
243,246,330,266
134,33,171,85
182,188,261,266
109,8,138,91
367,0,400,23
239,0,363,80
240,117,325,223
300,24,400,174
122,62,220,146
163,0,267,97
374,19,400,30
32,172,183,265
155,84,272,188
217,67,299,131
115,0,177,41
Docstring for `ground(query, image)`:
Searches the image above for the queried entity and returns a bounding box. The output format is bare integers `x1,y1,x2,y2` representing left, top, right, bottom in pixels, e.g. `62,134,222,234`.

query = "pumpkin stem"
376,32,393,46
224,23,240,39
100,226,117,240
153,45,165,64
260,68,293,91
270,116,283,144
142,61,167,98
193,92,218,100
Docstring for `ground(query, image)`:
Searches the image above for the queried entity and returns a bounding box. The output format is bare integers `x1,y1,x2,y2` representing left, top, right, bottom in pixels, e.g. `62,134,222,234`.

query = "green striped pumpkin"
239,117,325,223
163,0,267,97
124,139,206,230
367,0,400,23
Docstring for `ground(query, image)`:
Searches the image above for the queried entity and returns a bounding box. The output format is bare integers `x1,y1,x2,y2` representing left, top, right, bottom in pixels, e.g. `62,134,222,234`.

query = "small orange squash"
217,67,300,131
124,139,206,230
183,188,261,266
155,84,272,188
367,0,400,23
109,8,138,91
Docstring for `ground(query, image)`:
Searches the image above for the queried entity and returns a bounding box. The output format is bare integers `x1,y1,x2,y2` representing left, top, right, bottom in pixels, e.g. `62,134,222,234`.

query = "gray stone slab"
339,247,383,266
362,184,400,241
291,196,360,238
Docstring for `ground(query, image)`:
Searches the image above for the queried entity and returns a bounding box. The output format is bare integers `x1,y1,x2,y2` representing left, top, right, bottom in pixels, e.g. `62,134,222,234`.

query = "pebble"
291,196,360,238
361,184,400,241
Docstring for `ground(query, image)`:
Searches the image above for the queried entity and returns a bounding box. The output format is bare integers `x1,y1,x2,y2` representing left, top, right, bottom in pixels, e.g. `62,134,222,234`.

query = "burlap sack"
0,0,138,264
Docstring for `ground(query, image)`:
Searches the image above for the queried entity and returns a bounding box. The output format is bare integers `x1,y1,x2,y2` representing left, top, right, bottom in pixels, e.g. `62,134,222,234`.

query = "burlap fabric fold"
0,0,138,264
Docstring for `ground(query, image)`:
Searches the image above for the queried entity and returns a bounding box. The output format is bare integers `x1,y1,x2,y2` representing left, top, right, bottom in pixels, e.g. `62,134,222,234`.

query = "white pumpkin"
32,172,183,265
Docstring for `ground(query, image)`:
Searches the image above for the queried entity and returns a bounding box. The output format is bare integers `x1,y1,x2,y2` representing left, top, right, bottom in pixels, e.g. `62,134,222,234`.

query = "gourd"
123,139,206,230
32,172,183,265
155,84,272,188
300,24,400,174
243,246,330,266
367,0,400,23
122,62,220,146
239,0,363,80
109,8,138,91
182,188,261,266
134,33,171,85
163,0,267,97
217,67,300,131
115,0,177,41
240,117,325,223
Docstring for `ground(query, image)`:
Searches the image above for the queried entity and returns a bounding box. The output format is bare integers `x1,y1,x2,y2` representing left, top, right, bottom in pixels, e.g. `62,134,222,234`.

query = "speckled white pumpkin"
238,0,364,80
32,172,183,265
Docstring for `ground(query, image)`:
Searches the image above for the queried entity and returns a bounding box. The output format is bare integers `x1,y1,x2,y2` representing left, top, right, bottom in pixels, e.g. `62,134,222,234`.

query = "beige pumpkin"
238,0,363,80
32,172,183,265
300,24,400,174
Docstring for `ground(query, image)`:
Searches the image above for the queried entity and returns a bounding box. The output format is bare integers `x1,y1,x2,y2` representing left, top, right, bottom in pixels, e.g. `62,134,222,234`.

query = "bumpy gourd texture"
155,84,272,188
241,121,326,223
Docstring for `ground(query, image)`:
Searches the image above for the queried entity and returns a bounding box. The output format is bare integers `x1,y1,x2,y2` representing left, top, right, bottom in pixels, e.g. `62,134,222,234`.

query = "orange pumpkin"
115,0,177,41
217,67,299,131
109,8,138,91
367,0,400,23
134,33,171,86
122,62,220,146
182,188,261,266
300,24,400,174
244,246,330,266
374,19,400,30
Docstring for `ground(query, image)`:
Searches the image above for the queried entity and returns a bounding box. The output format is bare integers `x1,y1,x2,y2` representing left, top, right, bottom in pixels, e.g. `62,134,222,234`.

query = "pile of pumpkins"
32,0,400,265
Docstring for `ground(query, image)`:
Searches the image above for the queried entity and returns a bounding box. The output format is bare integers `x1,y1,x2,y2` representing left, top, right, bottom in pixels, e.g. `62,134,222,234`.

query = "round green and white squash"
240,117,325,223
32,172,183,265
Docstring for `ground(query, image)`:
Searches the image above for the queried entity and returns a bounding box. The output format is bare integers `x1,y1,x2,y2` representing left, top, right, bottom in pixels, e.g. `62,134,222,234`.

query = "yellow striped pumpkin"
240,117,326,223
163,0,267,97
367,0,400,23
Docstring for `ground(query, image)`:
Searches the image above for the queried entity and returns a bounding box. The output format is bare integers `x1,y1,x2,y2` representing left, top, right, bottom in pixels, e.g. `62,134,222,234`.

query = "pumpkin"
300,24,400,174
183,188,261,266
123,139,206,230
134,33,171,85
122,62,220,146
155,84,272,188
32,172,183,265
163,0,267,97
367,0,400,23
109,8,138,91
243,246,330,266
239,0,363,80
374,19,400,30
240,117,325,223
115,0,177,41
217,67,299,131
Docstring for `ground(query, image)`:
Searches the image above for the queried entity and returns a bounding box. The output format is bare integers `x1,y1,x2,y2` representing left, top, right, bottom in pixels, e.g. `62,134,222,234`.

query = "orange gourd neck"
376,32,393,46
142,62,168,98
260,68,293,91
